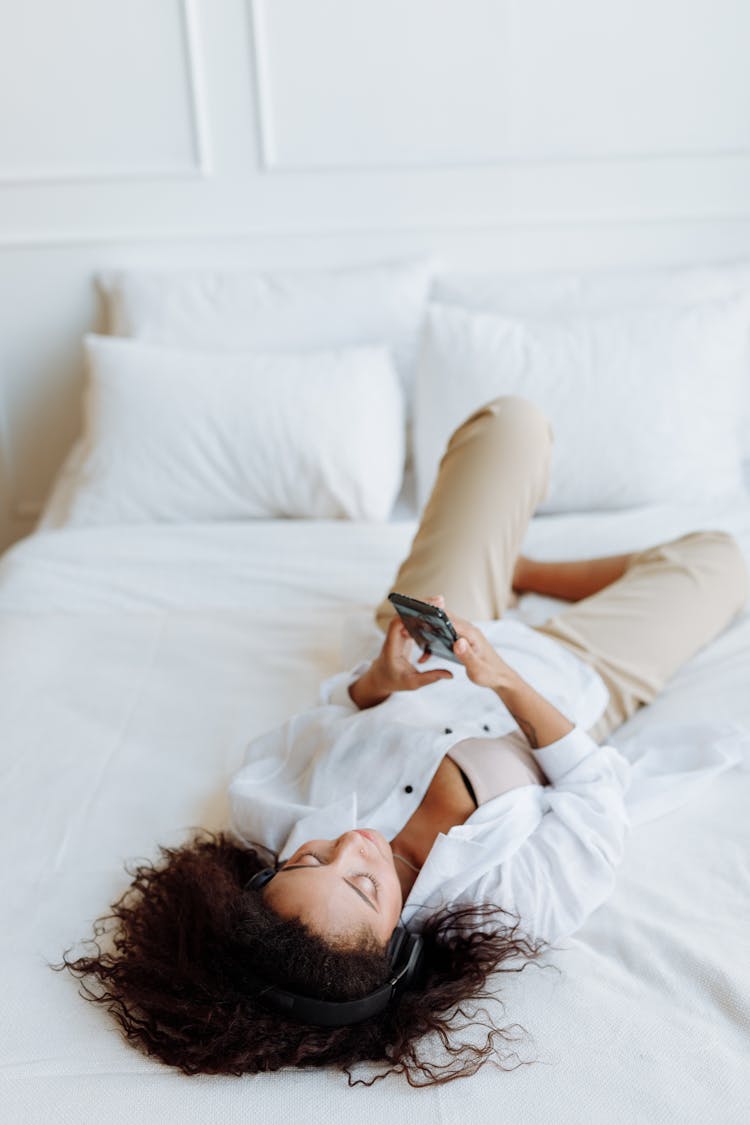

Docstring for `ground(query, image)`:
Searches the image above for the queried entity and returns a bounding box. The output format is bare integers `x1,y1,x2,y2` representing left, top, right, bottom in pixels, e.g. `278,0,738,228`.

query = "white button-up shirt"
229,618,634,946
230,616,750,945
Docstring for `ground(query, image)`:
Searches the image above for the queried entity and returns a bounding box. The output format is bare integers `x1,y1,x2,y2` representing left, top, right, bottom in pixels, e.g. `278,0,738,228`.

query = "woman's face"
263,829,403,948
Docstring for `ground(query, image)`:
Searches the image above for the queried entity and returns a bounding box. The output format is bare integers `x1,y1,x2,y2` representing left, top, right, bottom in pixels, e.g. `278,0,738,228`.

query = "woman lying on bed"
60,396,748,1086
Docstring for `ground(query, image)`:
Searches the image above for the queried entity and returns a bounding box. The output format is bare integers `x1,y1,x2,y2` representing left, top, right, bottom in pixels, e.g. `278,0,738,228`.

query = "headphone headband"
245,867,276,892
243,867,424,1027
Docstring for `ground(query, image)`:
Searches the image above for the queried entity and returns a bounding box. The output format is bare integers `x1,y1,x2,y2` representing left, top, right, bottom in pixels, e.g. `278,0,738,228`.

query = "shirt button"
404,785,413,794
444,727,452,734
483,724,490,732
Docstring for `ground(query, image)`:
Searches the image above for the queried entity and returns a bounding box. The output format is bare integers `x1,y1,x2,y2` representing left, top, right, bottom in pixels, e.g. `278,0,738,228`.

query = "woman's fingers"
448,610,474,635
385,615,403,640
416,669,453,686
413,601,477,657
449,616,479,652
453,636,475,660
446,611,486,653
384,619,414,666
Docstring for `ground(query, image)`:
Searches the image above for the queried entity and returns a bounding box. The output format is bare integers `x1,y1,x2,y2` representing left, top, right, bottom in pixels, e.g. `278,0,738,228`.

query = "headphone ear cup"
400,933,425,989
245,867,276,892
386,926,407,965
387,928,424,989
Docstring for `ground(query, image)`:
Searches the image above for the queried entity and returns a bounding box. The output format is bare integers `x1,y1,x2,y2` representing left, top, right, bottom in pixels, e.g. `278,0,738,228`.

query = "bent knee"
648,529,749,611
452,394,553,446
693,531,748,602
674,529,745,566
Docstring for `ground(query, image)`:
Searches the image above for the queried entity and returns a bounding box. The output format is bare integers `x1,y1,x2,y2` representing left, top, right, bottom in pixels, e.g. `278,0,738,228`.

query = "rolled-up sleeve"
318,661,372,710
472,727,633,946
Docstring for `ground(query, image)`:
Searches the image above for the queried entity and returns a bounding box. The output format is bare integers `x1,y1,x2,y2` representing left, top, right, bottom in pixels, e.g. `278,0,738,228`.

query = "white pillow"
96,257,436,419
43,334,406,527
414,299,750,515
434,259,750,459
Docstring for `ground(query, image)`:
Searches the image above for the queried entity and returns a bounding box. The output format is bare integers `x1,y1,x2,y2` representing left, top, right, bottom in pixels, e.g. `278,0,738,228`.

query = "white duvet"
1,497,750,1123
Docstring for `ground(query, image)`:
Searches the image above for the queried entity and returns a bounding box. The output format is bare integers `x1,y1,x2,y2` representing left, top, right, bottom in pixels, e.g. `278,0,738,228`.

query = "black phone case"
387,593,462,664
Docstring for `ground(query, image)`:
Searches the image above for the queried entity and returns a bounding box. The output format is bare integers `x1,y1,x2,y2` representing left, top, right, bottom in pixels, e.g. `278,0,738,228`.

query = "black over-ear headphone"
242,867,425,1027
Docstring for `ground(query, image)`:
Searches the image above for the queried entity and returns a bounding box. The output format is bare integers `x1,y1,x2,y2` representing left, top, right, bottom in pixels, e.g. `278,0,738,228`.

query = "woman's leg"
513,551,638,602
530,531,749,743
374,395,554,632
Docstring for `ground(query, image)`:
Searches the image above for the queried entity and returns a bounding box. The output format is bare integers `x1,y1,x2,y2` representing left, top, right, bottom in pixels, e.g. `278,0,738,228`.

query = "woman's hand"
372,597,456,694
447,608,519,692
349,596,454,709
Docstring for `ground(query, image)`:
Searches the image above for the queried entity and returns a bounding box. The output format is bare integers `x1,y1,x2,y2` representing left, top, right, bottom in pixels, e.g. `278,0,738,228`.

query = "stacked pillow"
40,257,435,528
101,256,436,415
40,255,750,528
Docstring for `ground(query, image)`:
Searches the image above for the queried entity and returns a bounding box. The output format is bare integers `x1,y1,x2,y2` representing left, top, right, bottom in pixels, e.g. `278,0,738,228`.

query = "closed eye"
281,853,380,911
298,853,379,896
355,871,380,897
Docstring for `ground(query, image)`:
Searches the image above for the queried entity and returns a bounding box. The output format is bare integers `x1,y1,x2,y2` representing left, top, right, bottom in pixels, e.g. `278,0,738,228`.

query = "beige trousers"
375,396,749,744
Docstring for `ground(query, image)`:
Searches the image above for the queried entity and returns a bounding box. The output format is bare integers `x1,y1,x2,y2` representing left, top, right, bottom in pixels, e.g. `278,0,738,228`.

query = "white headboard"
2,0,750,553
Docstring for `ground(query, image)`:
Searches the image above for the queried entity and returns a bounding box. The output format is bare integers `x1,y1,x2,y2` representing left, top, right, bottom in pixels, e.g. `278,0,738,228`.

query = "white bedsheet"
2,497,750,1123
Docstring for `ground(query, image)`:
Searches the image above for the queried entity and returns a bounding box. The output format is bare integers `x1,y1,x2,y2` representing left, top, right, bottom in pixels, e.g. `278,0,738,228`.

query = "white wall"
2,0,750,551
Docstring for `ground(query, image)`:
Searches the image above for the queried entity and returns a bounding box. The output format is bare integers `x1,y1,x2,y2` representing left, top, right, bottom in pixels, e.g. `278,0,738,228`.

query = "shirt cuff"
318,661,372,709
531,724,600,784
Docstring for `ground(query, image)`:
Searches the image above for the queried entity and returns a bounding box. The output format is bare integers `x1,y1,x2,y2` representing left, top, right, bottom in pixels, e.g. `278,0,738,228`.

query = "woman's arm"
493,672,573,749
444,604,631,945
468,741,631,945
450,613,574,749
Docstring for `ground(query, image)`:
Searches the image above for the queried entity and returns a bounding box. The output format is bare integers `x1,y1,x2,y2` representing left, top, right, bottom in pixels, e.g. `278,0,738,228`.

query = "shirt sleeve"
471,725,633,947
531,724,607,783
318,660,372,710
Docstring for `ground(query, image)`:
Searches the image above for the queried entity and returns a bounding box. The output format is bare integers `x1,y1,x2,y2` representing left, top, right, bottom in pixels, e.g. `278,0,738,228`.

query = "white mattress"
2,497,750,1123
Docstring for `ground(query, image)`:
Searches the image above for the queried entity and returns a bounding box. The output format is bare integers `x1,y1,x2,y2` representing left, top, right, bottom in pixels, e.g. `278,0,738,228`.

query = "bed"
2,258,750,1122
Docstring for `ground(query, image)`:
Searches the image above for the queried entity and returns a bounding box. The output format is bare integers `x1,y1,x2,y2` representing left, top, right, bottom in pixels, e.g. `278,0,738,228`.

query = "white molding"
3,208,750,251
247,0,276,170
248,0,750,175
261,146,750,175
0,0,212,186
181,0,213,177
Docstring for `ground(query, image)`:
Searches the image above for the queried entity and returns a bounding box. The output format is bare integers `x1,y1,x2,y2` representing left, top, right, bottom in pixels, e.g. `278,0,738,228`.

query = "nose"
335,831,369,859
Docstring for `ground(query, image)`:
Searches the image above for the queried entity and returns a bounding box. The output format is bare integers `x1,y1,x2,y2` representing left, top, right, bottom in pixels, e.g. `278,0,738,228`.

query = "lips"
354,828,393,863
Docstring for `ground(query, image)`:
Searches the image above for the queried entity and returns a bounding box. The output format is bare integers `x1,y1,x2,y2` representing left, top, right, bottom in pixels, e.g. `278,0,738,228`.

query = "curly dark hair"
55,830,557,1086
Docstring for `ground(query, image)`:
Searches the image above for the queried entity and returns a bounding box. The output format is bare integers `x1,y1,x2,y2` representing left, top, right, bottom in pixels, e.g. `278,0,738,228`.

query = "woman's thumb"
454,637,469,656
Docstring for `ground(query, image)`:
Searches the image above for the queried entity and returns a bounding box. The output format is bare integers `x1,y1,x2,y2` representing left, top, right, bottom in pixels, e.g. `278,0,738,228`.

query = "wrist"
493,670,575,749
348,659,392,709
368,656,393,695
491,665,525,697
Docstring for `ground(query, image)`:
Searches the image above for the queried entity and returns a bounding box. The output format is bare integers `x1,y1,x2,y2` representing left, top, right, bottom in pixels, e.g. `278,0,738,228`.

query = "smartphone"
387,592,462,664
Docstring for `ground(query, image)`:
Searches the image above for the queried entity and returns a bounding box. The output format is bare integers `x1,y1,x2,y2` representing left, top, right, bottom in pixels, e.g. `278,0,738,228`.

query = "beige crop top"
448,730,550,806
